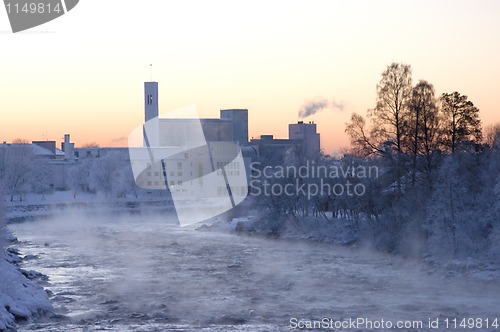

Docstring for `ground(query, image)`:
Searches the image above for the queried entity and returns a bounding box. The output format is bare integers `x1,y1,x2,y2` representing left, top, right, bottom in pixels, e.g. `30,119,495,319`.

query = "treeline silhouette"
250,63,499,264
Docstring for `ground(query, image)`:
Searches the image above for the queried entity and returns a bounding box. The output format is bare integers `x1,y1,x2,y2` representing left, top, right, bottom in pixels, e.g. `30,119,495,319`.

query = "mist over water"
8,211,500,331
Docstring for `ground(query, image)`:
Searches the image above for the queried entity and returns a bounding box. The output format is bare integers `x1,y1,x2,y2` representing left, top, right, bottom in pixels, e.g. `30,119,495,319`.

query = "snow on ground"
0,250,52,331
208,213,500,283
3,191,173,222
4,191,170,208
207,211,357,245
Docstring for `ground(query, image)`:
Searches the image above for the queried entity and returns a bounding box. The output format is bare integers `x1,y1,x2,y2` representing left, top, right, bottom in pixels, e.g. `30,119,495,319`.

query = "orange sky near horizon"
1,0,499,154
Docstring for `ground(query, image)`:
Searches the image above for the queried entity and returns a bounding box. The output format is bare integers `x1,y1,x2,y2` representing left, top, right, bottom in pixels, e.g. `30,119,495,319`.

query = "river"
8,211,500,331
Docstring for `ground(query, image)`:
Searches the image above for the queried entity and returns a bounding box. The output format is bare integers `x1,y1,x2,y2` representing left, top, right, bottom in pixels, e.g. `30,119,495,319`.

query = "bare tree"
406,80,439,184
439,92,482,153
345,113,384,156
12,138,30,144
346,63,413,159
81,142,100,148
370,63,413,154
416,82,440,172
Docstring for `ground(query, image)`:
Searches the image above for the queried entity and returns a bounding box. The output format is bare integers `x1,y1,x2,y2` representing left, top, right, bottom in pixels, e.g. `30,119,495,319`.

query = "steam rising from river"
9,210,500,330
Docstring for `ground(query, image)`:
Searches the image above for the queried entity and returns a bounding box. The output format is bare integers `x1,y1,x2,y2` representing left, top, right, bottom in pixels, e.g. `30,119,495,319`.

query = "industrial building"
133,81,252,203
143,82,249,147
250,121,321,164
1,80,321,200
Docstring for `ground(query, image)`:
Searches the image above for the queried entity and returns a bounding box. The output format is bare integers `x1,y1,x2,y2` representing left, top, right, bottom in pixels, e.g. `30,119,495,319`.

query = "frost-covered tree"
68,159,94,199
89,151,129,198
342,63,494,261
426,154,490,259
121,162,139,199
0,145,34,201
482,137,500,259
483,123,500,148
30,158,53,198
490,174,500,259
0,183,5,250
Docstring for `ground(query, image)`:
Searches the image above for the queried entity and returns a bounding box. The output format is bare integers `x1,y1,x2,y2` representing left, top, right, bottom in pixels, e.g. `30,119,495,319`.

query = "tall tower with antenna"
144,79,158,123
144,65,159,147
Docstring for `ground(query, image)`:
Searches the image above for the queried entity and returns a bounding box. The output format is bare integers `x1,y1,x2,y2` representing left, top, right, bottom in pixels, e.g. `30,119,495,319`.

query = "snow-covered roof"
30,144,54,156
0,143,54,156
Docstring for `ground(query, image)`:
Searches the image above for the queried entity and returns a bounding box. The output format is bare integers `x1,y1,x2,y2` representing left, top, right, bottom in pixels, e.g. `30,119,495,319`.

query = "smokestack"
62,134,74,161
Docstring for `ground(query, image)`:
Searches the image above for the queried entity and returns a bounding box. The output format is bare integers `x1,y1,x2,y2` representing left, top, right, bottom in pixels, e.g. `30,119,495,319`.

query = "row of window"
216,161,240,170
145,161,185,169
141,180,183,187
146,171,186,177
217,170,240,176
145,170,239,179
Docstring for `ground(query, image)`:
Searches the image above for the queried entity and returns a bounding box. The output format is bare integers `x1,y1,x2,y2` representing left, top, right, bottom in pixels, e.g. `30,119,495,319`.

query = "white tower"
145,81,159,122
144,81,159,147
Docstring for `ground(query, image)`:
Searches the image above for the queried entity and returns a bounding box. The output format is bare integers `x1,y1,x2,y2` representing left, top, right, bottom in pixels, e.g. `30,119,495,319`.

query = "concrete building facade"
250,121,321,164
134,81,251,202
289,121,321,159
220,109,249,146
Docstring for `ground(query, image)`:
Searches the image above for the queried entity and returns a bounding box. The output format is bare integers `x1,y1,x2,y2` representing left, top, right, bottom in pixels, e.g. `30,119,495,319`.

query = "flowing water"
8,211,500,331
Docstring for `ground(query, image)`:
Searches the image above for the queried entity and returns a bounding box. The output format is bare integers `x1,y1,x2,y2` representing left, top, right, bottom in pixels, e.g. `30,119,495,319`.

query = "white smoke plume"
298,97,345,118
331,98,345,112
298,98,329,118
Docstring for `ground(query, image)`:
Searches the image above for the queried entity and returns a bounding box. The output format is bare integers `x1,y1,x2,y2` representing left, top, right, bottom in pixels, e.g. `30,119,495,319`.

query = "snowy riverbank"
4,191,174,223
0,247,52,331
208,211,500,283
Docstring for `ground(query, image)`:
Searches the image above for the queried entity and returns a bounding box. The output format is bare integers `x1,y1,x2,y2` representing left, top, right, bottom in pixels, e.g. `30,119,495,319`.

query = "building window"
177,171,182,176
169,171,174,176
147,181,152,186
169,181,174,186
177,161,182,169
154,172,159,177
154,181,159,186
177,181,182,185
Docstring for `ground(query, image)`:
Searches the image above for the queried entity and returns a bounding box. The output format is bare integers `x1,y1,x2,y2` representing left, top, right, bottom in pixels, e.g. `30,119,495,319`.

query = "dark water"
8,212,500,331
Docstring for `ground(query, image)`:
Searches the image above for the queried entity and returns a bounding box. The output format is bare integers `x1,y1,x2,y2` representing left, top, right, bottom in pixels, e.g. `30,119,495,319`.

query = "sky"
1,0,499,154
